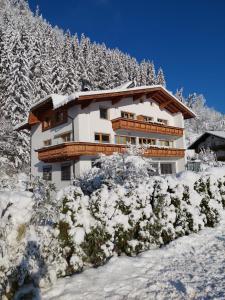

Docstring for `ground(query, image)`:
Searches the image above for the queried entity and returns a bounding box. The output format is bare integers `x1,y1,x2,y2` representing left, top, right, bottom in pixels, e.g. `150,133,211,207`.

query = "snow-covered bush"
79,145,155,194
198,148,221,170
1,165,225,298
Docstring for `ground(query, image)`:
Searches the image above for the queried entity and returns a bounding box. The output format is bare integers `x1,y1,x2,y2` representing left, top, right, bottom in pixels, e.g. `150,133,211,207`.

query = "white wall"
30,95,186,188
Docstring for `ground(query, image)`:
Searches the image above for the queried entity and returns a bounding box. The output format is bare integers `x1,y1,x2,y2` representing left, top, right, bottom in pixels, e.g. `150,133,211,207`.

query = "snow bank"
42,215,225,300
1,157,225,299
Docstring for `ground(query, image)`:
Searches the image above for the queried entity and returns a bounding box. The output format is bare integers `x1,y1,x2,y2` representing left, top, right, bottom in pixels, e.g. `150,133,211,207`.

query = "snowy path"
43,219,225,300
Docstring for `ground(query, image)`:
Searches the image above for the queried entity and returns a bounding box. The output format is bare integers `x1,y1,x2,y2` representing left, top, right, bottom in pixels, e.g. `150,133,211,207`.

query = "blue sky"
29,0,225,113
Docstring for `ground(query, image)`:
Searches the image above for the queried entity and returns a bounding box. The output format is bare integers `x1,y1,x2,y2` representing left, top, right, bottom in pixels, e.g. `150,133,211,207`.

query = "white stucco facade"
28,90,190,190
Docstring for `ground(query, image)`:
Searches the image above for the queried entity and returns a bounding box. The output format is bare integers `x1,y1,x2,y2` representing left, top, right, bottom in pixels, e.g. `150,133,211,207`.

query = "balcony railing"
111,118,183,136
37,142,185,162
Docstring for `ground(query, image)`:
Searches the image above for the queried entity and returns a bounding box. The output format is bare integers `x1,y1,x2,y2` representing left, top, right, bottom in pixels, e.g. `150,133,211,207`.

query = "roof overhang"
189,131,225,149
30,86,196,119
16,85,196,131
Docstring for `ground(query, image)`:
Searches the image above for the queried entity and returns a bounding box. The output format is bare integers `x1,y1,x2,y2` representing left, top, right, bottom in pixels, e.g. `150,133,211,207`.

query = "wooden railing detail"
37,142,185,162
111,118,183,136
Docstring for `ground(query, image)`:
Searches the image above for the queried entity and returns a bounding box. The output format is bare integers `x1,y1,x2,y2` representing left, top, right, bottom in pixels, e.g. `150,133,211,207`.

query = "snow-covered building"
188,131,225,161
17,83,195,188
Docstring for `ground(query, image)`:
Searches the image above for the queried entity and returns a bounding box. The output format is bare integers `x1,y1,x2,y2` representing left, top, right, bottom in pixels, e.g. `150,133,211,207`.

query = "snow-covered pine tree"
175,88,185,103
58,32,80,94
156,67,166,87
146,61,156,85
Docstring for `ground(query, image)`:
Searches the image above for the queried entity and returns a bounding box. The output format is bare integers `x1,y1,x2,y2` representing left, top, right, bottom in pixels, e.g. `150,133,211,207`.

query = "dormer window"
121,111,135,120
43,117,51,130
42,110,67,131
55,111,64,123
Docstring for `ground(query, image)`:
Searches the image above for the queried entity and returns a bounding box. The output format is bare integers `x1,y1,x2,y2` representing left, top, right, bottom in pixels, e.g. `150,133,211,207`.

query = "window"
143,116,153,123
157,118,168,125
43,117,51,130
139,138,156,146
159,140,173,147
100,107,108,119
95,133,110,143
115,135,136,145
43,139,52,146
43,166,52,181
61,164,71,181
54,132,72,143
42,110,67,131
160,163,173,175
61,132,71,142
121,111,135,120
55,111,64,123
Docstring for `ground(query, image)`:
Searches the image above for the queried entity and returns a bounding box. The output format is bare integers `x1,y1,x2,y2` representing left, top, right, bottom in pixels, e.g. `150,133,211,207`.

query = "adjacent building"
17,83,196,189
188,131,225,161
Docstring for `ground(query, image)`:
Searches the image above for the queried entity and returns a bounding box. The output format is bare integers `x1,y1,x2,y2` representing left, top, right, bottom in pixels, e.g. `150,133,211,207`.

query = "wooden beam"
28,112,40,125
146,91,158,99
159,100,173,109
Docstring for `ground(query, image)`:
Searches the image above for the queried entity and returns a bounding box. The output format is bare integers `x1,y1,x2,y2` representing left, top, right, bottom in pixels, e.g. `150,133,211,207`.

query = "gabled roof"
188,131,225,149
16,83,196,131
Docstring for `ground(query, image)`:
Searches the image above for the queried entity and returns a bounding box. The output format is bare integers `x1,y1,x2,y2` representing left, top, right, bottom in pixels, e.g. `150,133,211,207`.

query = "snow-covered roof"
206,131,225,140
16,82,196,131
189,131,225,149
30,82,196,118
14,119,30,131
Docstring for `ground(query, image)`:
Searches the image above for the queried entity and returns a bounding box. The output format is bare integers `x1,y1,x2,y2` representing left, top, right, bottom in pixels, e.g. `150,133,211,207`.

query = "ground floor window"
43,166,52,181
186,161,201,172
61,164,71,181
160,163,173,175
91,159,101,168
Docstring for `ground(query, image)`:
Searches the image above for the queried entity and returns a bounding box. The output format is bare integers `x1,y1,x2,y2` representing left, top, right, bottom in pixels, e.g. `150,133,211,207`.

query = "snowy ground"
42,215,225,300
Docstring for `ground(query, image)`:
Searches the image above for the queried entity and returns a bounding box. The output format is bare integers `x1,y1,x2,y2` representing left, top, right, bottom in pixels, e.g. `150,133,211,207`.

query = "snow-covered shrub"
79,145,155,194
1,165,225,299
31,176,56,225
194,174,225,226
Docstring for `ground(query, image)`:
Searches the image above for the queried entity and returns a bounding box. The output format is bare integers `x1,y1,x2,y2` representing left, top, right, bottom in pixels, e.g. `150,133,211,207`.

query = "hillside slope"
42,216,225,299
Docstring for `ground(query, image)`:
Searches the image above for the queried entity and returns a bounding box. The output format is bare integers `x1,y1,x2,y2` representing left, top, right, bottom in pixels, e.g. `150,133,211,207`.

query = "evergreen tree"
156,67,166,87
147,61,156,85
175,88,185,103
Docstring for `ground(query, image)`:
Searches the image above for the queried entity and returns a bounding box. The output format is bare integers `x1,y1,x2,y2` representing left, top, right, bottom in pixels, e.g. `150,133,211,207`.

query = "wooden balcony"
111,118,183,137
37,142,185,162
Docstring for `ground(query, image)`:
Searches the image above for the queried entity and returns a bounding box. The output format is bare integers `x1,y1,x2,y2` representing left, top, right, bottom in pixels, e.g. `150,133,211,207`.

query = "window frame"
115,135,136,145
43,166,52,181
159,140,173,147
121,111,135,120
61,164,71,181
94,132,110,144
139,138,156,146
43,139,52,147
157,118,168,125
99,107,108,120
160,163,173,175
42,110,67,131
60,132,71,142
143,115,154,123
